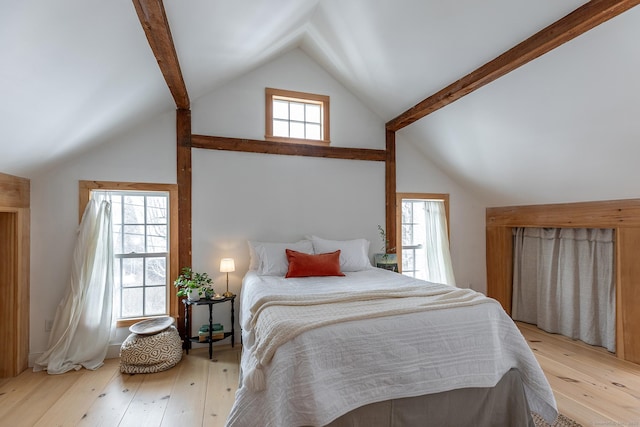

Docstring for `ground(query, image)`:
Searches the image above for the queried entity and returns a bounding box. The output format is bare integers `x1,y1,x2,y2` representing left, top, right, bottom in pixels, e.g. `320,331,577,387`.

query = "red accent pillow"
285,249,345,278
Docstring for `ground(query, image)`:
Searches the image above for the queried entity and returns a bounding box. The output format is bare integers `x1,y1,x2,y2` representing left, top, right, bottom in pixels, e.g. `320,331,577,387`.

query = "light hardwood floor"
0,347,240,427
517,322,640,426
1,325,639,426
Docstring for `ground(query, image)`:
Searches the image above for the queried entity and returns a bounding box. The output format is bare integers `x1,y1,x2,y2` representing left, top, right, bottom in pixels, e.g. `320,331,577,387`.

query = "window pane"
306,104,321,123
147,225,167,252
306,123,321,140
145,286,166,316
94,187,172,320
290,102,305,121
123,195,145,224
112,196,122,225
402,202,412,223
114,258,122,288
290,121,305,139
146,257,166,286
273,120,289,137
273,100,289,120
146,196,167,224
113,225,123,254
402,249,415,274
122,287,143,318
123,225,145,253
267,90,329,144
122,258,144,287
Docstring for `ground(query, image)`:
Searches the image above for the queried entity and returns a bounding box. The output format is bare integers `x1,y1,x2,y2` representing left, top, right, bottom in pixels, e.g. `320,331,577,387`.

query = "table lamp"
220,258,235,297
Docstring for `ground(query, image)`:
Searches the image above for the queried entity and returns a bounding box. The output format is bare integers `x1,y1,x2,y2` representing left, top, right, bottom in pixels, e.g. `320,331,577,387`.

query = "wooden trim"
265,87,330,144
486,198,640,364
386,0,640,131
395,193,450,274
78,181,179,323
0,211,17,377
385,130,397,255
485,226,513,315
396,192,450,234
264,136,330,147
487,198,640,228
78,180,178,219
615,228,627,361
0,172,30,377
191,134,386,162
177,109,192,269
0,172,29,208
615,228,640,364
133,0,190,109
177,109,191,340
16,208,29,376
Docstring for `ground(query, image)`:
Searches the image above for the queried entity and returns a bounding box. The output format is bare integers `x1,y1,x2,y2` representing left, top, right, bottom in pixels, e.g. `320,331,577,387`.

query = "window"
396,193,456,285
79,181,178,327
265,88,330,145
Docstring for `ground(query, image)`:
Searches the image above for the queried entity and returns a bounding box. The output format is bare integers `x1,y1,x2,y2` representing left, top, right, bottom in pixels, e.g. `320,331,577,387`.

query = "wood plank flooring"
0,347,240,427
518,321,640,426
0,325,638,426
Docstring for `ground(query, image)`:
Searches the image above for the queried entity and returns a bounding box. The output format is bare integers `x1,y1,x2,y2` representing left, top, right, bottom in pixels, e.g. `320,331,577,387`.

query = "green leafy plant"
174,267,214,298
377,225,395,260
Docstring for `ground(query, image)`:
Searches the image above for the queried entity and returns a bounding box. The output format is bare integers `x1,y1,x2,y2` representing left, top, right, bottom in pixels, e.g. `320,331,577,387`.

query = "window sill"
265,136,331,146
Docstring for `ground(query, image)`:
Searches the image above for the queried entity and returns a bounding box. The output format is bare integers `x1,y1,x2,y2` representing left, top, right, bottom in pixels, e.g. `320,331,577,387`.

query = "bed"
226,238,558,427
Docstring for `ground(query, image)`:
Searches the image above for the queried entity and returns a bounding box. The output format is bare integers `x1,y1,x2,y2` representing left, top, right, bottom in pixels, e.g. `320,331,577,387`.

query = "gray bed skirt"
323,368,535,427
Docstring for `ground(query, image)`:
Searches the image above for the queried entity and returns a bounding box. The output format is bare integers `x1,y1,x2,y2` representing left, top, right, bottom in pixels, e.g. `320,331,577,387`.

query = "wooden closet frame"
486,199,640,364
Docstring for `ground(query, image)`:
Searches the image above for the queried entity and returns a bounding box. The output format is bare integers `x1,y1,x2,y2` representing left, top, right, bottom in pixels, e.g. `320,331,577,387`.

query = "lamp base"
222,291,235,298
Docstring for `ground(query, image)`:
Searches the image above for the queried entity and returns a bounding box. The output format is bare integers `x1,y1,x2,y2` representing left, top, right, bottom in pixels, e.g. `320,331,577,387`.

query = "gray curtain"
512,227,615,352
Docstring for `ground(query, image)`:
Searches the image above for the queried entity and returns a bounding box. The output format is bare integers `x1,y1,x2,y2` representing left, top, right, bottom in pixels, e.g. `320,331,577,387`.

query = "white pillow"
249,240,314,276
309,235,372,272
247,241,260,270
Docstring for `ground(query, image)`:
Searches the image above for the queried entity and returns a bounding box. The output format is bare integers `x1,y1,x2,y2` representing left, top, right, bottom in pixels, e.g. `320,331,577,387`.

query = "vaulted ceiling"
3,0,639,205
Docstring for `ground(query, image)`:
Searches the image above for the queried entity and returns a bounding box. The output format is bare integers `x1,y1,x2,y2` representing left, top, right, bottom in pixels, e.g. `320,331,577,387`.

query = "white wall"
192,49,384,150
396,135,487,293
189,49,386,338
29,111,176,363
27,47,488,361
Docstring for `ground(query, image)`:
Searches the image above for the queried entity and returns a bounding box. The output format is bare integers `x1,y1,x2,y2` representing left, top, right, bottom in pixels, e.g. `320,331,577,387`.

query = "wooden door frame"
0,172,30,377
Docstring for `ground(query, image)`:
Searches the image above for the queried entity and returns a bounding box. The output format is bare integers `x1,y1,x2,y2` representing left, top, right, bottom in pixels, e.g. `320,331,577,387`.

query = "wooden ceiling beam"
386,0,640,132
133,0,190,109
191,135,387,162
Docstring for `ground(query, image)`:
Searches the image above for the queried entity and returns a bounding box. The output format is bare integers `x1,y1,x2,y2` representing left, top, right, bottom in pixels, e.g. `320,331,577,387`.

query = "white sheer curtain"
422,200,456,286
34,199,115,374
512,227,615,352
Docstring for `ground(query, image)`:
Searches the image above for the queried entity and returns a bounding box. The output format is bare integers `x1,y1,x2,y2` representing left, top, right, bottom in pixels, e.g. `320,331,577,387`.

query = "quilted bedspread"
226,268,557,427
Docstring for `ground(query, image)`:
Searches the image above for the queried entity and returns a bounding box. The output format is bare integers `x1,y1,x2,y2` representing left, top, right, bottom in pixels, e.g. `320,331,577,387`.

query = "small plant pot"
187,288,200,301
374,253,398,272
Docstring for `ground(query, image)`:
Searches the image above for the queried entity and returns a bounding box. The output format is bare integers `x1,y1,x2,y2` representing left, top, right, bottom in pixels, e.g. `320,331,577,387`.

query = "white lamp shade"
220,258,235,273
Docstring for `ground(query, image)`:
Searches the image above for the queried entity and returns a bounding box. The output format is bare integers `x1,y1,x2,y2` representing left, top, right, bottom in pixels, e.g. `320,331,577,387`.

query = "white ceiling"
3,0,639,205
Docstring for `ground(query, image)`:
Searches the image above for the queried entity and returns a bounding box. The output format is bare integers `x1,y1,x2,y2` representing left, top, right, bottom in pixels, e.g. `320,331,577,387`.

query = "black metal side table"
182,295,235,359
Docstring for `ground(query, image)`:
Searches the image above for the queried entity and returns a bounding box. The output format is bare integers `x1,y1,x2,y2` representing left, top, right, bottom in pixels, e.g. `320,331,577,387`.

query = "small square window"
265,88,330,146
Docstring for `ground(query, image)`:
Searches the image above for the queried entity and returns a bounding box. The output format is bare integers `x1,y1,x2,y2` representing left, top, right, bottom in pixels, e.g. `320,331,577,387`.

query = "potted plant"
375,225,398,272
174,267,214,301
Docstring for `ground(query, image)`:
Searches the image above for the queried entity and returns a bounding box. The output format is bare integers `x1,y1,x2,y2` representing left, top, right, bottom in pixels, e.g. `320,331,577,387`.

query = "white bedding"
227,268,557,427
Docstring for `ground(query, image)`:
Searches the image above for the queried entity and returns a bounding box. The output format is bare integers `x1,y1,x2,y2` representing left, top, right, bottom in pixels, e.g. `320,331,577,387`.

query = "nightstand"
182,295,235,359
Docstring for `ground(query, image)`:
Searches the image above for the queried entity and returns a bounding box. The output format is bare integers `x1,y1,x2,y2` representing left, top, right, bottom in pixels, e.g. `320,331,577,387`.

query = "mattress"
227,268,557,427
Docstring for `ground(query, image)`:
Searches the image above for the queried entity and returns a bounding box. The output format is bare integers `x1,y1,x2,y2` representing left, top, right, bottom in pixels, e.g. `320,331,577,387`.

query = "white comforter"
227,268,557,427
